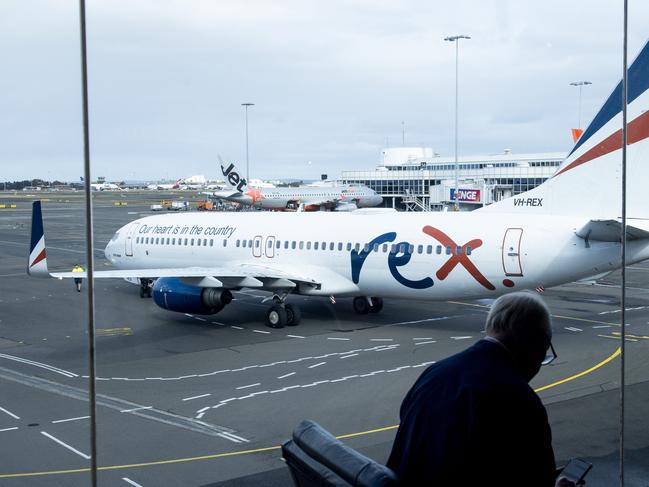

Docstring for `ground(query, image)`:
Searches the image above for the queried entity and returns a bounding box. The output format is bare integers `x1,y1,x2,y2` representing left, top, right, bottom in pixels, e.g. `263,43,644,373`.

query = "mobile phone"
561,458,592,484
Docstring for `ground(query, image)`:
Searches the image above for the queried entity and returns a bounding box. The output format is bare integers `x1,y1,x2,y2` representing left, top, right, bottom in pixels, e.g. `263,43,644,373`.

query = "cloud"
2,0,649,181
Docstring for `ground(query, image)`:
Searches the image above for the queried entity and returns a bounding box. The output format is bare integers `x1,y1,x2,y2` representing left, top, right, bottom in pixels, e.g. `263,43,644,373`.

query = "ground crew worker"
72,265,84,292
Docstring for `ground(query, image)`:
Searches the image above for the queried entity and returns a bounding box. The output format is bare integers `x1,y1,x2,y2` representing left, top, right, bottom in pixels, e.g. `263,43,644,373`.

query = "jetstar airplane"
211,159,383,211
28,40,649,328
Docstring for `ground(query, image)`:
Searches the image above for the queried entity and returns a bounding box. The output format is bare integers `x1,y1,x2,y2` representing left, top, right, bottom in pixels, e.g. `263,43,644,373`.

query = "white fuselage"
104,211,649,300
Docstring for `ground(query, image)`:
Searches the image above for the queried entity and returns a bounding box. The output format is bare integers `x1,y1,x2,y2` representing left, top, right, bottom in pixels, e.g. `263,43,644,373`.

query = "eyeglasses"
541,342,557,366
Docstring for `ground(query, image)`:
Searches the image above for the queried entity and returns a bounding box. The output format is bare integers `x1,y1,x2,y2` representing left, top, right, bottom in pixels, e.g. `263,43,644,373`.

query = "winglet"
27,201,50,277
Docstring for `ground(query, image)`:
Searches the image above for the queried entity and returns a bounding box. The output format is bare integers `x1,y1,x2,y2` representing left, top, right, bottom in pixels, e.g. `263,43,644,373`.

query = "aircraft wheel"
353,296,370,314
267,305,287,328
369,297,383,313
146,287,153,298
139,287,146,298
285,304,301,326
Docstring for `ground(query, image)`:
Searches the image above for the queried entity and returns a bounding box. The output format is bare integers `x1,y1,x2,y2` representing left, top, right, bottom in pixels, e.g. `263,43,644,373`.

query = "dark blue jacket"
387,339,556,486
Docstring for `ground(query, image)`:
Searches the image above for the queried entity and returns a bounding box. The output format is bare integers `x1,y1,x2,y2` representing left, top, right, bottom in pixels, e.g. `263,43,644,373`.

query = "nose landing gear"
139,278,153,298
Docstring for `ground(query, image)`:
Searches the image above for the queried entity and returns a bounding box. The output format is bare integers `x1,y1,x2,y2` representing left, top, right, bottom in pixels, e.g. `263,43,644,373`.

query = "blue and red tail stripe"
29,201,46,268
567,39,649,160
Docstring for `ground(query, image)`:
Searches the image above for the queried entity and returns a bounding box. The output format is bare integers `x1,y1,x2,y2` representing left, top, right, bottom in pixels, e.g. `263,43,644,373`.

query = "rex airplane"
211,159,383,211
28,40,649,328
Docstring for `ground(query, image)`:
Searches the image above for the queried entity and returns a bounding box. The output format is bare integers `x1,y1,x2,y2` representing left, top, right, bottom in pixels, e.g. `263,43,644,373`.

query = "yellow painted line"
96,328,133,337
0,347,621,479
598,335,638,342
534,347,621,392
610,332,649,340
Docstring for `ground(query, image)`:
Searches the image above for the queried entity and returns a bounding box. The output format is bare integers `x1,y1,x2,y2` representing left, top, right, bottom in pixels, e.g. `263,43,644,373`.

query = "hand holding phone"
559,458,592,485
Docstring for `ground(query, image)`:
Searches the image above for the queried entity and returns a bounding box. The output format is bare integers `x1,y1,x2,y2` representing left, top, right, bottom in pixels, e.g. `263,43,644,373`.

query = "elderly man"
387,292,574,487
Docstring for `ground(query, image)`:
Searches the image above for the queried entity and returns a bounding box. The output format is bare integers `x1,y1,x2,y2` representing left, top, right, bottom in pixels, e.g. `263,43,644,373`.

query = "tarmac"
0,190,647,486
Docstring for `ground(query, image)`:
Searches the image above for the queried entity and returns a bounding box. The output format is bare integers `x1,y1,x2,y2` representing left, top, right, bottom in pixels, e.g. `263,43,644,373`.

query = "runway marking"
0,353,77,378
593,325,612,329
0,427,19,432
90,344,400,382
308,362,326,369
414,340,436,345
97,327,133,337
277,372,295,379
598,335,638,342
211,321,226,326
327,337,350,341
610,331,649,339
120,407,153,413
252,329,271,334
386,316,454,326
122,478,143,487
370,338,393,342
40,432,91,460
287,334,305,338
413,337,433,340
450,336,472,340
599,305,648,315
564,327,583,332
182,394,211,402
340,354,358,359
52,416,90,424
230,326,243,330
0,406,20,420
0,346,624,479
235,383,260,390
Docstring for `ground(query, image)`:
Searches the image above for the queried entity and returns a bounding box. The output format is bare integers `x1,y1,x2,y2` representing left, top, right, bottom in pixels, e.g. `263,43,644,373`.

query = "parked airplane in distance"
211,159,383,211
30,40,649,328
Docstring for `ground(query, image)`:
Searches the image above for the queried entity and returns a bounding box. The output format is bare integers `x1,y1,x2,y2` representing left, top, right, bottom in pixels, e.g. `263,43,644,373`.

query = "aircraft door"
252,235,263,258
502,228,523,276
265,236,276,258
125,223,139,257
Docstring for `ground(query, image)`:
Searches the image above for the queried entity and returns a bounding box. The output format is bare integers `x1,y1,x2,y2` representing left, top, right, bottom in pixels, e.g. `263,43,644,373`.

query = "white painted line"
389,316,452,326
120,406,153,413
414,340,437,345
252,329,271,334
564,326,583,332
327,337,350,341
0,353,78,377
308,362,326,369
182,394,211,402
52,416,90,424
278,372,296,379
340,354,359,359
41,431,91,459
0,427,19,432
236,383,261,390
451,336,472,340
122,478,144,487
211,321,226,326
287,334,305,338
184,313,193,318
195,317,207,322
0,406,20,420
413,337,433,340
231,326,244,330
370,338,393,342
593,325,612,329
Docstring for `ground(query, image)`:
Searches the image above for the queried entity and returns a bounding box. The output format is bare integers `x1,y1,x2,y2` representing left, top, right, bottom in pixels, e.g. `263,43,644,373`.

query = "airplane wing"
576,219,649,242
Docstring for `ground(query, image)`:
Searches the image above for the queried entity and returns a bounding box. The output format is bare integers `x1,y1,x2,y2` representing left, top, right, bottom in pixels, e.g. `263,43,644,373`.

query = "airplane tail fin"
27,201,51,277
481,39,649,220
219,155,248,193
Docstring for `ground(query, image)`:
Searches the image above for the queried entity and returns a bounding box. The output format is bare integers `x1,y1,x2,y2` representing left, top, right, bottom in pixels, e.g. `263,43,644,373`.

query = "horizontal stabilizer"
576,219,649,242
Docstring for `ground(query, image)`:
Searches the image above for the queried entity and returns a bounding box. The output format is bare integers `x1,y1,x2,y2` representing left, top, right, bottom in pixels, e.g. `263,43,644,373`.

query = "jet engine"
334,202,358,211
152,277,233,315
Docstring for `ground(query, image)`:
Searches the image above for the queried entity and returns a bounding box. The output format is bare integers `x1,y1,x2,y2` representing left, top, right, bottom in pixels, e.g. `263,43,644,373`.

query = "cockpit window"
110,231,120,242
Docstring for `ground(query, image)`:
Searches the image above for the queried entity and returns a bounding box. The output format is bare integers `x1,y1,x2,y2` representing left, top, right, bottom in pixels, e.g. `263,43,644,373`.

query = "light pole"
569,81,592,129
241,103,254,183
445,34,470,211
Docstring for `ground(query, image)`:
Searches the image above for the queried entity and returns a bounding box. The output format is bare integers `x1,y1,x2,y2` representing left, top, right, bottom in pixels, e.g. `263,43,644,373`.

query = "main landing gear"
139,278,153,298
266,294,301,328
353,296,383,314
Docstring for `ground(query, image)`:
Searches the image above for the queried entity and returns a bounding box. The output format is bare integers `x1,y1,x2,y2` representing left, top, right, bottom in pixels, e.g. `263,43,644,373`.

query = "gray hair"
485,292,552,339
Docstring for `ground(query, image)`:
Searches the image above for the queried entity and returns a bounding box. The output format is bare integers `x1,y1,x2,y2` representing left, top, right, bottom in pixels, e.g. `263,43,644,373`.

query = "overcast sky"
2,1,649,182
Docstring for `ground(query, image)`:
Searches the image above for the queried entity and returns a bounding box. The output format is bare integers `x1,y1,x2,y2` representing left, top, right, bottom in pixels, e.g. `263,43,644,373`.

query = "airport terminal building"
341,147,565,211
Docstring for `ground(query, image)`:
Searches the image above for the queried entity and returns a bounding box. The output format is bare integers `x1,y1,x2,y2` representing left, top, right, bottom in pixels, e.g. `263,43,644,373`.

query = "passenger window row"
134,236,472,256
